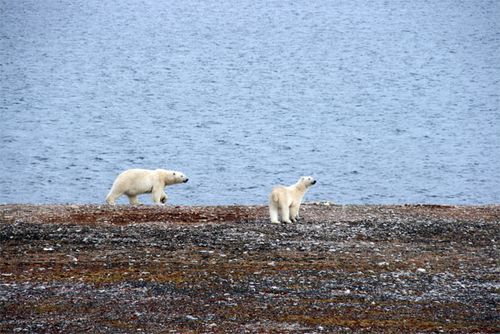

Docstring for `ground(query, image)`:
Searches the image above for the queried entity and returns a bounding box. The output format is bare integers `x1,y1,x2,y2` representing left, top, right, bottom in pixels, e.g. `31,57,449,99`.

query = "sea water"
1,0,499,205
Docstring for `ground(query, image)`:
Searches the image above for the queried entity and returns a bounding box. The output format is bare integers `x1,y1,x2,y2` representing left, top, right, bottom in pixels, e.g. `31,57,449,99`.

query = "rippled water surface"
1,0,499,205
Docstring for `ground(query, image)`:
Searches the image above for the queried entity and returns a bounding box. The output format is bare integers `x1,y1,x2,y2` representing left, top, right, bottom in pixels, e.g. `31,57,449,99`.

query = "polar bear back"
270,185,296,206
111,169,158,196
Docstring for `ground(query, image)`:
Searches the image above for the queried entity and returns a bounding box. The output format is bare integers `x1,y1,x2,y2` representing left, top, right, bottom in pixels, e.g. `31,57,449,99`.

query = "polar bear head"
157,169,189,185
299,176,317,188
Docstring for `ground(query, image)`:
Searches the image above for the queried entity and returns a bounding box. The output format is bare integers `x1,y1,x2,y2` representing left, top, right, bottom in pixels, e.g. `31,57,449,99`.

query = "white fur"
106,169,188,205
269,176,316,224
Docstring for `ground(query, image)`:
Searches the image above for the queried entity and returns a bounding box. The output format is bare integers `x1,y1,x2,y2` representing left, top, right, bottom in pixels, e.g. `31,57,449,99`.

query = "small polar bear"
106,169,188,205
269,176,316,224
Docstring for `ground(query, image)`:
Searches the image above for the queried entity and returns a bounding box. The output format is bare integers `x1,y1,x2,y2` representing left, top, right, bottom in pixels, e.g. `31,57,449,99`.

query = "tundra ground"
0,204,498,333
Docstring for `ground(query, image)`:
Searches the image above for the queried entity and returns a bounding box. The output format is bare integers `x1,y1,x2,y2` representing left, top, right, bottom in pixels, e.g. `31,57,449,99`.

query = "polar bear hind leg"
127,194,139,205
269,201,280,224
106,190,121,205
269,191,281,224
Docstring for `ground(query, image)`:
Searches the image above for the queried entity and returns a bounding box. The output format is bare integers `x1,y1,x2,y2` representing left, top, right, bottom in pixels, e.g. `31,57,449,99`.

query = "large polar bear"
269,176,316,224
106,169,188,205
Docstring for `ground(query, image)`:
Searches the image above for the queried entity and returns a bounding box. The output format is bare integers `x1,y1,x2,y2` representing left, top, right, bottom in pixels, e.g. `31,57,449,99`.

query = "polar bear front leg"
281,205,292,224
290,204,300,223
160,191,168,204
152,188,166,205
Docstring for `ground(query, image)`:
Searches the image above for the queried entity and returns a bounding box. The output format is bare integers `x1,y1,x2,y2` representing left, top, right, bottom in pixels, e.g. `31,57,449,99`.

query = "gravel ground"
0,203,499,333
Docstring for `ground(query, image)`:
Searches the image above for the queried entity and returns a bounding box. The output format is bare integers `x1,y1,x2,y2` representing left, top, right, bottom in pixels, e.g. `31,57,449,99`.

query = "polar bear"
106,169,188,205
269,176,316,224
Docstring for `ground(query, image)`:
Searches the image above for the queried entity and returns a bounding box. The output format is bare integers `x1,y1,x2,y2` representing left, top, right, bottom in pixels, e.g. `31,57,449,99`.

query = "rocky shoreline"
0,204,499,333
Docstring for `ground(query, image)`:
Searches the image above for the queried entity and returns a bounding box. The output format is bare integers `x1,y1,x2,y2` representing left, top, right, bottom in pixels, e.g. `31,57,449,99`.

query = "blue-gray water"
1,0,499,205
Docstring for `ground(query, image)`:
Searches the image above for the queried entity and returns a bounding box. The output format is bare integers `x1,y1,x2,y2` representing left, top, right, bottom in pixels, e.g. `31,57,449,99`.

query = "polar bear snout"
302,176,316,187
183,178,189,183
